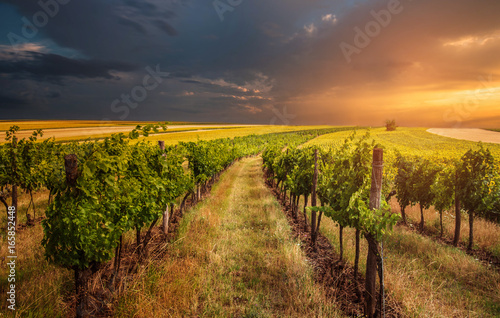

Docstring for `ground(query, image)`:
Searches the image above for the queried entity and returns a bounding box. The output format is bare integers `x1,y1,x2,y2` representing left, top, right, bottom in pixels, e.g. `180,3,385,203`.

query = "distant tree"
385,119,397,131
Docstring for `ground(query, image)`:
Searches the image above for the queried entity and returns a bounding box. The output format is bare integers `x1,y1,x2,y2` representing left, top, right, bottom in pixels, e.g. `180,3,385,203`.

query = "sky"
0,0,499,127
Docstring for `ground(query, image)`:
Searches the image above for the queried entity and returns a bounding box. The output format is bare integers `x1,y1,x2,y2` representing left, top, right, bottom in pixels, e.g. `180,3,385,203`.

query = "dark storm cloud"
181,79,202,84
275,0,500,95
169,0,500,102
1,0,183,62
0,51,137,82
153,19,178,36
117,16,147,35
45,91,61,98
1,0,499,125
168,105,203,114
123,0,158,12
0,94,28,107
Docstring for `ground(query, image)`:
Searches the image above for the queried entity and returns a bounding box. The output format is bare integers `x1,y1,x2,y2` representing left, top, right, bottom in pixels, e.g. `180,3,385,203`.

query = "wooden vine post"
65,154,78,186
365,148,383,318
158,141,170,235
453,171,461,246
65,154,90,318
311,149,319,249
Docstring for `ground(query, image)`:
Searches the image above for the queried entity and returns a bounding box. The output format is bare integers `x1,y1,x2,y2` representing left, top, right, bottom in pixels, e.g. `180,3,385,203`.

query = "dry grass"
385,227,500,317
115,157,345,317
390,200,500,257
0,189,72,316
298,198,500,317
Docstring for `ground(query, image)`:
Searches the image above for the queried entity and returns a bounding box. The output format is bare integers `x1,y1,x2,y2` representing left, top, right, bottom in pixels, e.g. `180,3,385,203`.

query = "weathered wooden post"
163,205,169,236
158,140,165,151
65,154,90,318
453,171,461,247
64,154,78,186
365,148,383,318
310,149,318,244
158,141,170,235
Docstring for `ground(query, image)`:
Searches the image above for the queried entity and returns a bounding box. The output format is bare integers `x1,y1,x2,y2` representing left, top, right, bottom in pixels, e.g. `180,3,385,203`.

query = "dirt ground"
427,128,500,144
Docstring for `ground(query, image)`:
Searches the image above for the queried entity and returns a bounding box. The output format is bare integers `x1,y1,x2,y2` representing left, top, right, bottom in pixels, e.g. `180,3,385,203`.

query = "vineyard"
263,129,500,316
0,124,499,317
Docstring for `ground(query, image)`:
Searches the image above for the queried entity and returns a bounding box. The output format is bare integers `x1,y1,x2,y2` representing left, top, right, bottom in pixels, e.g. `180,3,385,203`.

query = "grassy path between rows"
115,157,344,317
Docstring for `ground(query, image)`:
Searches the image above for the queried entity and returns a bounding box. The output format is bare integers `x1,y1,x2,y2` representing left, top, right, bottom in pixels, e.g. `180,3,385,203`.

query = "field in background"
0,121,256,143
140,125,336,145
304,127,500,159
0,120,340,144
0,120,153,131
428,128,500,144
0,120,232,131
8,125,254,143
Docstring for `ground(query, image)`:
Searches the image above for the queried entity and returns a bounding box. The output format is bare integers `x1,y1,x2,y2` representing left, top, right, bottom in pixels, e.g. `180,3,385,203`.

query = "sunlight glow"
444,31,500,47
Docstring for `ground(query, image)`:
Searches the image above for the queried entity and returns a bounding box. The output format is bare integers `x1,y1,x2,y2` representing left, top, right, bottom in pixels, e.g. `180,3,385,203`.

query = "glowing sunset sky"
0,0,499,127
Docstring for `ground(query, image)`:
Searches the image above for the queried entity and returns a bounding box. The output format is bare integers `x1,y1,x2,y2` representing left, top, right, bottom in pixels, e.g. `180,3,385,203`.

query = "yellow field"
4,123,499,159
0,120,148,131
26,126,249,143
140,125,335,145
0,121,267,144
304,127,500,159
0,121,338,144
0,120,232,131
